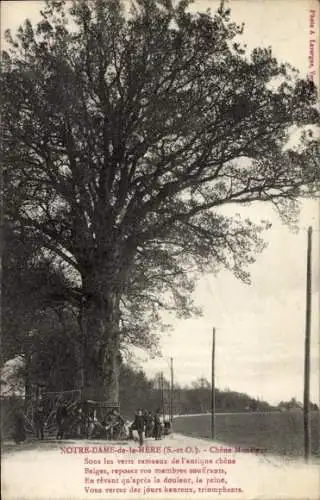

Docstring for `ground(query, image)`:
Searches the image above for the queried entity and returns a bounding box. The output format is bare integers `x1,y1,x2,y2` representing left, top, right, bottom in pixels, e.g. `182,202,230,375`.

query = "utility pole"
211,327,216,440
170,357,174,424
160,372,165,421
303,226,312,462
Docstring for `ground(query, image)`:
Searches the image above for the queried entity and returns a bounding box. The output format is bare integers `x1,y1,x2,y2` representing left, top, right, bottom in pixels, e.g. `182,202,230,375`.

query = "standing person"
153,408,162,440
129,411,137,440
164,415,171,436
143,410,148,432
56,403,68,440
13,408,26,444
132,409,145,446
87,410,97,439
109,408,125,439
105,410,113,440
75,405,83,438
34,402,45,440
145,411,154,438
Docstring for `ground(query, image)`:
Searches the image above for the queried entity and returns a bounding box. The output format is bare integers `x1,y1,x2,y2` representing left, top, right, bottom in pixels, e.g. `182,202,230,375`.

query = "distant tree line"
118,371,319,417
119,371,271,417
277,397,319,412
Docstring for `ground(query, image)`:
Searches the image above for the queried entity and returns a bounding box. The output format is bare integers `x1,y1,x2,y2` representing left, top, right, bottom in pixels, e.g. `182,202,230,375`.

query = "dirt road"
1,433,319,500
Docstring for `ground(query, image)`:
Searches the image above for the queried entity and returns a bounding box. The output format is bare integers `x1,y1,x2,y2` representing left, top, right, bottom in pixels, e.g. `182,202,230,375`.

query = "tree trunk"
78,271,123,405
24,353,32,412
83,334,120,404
73,337,85,392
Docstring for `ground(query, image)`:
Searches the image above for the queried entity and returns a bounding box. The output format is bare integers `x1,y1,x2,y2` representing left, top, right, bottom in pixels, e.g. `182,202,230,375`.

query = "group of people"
86,408,125,440
30,401,74,441
55,403,126,440
129,408,171,446
12,404,46,444
12,403,171,445
26,401,71,441
13,402,125,442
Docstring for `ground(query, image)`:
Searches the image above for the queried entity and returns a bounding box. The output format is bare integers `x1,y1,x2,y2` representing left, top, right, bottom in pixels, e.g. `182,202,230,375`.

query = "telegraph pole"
303,227,312,462
211,327,216,439
170,357,174,424
160,372,165,421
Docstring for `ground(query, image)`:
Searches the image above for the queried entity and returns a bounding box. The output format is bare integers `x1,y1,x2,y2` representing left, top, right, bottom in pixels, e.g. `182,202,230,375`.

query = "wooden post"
170,357,174,424
211,327,216,440
303,227,312,462
160,372,165,421
0,153,3,326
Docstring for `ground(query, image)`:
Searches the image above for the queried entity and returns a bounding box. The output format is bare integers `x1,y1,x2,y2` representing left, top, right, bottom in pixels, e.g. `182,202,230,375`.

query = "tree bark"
24,353,32,412
83,336,121,404
78,270,123,405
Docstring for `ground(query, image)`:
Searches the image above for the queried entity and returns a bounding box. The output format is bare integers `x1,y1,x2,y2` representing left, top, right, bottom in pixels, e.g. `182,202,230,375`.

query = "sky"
1,0,319,405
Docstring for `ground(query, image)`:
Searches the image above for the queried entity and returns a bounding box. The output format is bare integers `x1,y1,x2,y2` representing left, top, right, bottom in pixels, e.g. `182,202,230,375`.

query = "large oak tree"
2,0,319,403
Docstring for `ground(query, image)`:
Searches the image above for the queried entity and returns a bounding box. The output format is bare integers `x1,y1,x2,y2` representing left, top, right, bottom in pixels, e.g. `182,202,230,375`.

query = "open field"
173,411,320,459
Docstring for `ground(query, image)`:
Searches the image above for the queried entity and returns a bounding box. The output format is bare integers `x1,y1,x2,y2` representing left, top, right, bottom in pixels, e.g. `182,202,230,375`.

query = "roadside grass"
173,411,320,459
